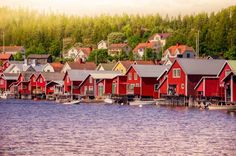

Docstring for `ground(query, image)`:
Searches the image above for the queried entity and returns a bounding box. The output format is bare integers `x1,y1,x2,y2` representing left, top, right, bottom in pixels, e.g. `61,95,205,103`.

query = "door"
112,83,116,94
98,85,104,96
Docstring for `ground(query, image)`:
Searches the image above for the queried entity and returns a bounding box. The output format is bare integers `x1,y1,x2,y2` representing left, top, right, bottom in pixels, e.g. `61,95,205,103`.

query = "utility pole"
2,31,5,53
196,30,200,58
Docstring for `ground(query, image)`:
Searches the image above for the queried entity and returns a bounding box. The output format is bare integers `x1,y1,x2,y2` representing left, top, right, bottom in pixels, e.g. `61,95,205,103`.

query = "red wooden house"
125,65,169,98
29,73,40,95
35,72,64,95
222,71,236,102
79,71,121,97
0,73,19,92
63,70,91,96
194,60,233,99
15,72,34,95
0,54,13,62
158,58,225,97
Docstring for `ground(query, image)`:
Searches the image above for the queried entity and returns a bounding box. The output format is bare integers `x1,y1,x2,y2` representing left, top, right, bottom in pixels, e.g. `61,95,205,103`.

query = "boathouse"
0,73,19,92
63,70,91,96
163,58,225,97
35,72,65,96
125,64,169,98
194,60,235,100
79,71,121,98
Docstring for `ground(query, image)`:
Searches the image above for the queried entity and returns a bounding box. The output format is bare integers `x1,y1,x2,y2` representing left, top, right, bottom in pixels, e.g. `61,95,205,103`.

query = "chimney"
176,42,180,46
24,59,27,66
32,59,36,67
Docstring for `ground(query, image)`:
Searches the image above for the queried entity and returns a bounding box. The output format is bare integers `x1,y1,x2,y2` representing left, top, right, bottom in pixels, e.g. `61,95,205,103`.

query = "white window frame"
134,73,138,80
89,77,93,84
154,84,159,92
173,68,181,78
128,73,132,80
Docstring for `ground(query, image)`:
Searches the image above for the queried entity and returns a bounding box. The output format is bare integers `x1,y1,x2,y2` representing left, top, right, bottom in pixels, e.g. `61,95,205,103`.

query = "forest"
0,5,235,60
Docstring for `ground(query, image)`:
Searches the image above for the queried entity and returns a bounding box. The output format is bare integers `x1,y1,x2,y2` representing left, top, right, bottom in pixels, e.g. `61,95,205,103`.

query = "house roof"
96,63,116,71
50,62,64,72
133,42,156,53
0,46,24,53
66,70,91,81
67,62,97,70
27,54,51,59
148,33,171,41
3,64,33,73
176,58,226,75
33,64,44,72
40,72,65,81
75,47,92,57
3,73,19,80
20,72,35,81
132,65,170,78
0,54,12,60
135,60,156,65
163,44,195,56
90,71,121,79
113,61,134,71
109,43,128,49
8,61,24,64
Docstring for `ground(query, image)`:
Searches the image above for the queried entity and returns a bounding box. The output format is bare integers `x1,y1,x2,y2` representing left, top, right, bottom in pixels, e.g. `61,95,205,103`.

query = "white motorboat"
208,104,236,110
104,98,114,104
0,91,15,99
63,100,81,105
129,100,155,106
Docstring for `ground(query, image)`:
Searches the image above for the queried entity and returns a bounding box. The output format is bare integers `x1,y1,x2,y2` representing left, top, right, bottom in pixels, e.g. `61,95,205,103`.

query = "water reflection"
0,100,235,155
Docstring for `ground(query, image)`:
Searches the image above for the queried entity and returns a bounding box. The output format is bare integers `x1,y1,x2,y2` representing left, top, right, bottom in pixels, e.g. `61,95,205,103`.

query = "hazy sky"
0,0,235,16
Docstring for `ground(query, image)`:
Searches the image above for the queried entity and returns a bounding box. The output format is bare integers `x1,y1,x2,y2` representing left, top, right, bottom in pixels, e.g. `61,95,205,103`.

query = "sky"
0,0,235,16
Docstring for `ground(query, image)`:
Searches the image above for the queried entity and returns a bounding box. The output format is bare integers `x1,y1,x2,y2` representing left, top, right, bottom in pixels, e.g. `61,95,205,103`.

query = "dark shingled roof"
27,54,51,59
67,62,96,70
40,72,65,81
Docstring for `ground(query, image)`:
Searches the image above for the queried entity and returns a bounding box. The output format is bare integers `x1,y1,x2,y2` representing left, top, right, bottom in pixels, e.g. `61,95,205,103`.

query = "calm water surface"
0,100,236,155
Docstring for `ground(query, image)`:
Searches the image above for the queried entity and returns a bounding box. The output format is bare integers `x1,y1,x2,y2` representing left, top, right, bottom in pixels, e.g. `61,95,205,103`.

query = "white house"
97,40,108,49
148,33,171,47
162,44,196,61
64,46,92,62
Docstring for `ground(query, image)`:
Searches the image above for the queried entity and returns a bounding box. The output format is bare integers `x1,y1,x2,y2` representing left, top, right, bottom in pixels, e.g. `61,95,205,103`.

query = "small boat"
104,98,114,104
129,100,155,106
208,104,236,110
62,100,81,105
156,98,166,105
0,91,15,99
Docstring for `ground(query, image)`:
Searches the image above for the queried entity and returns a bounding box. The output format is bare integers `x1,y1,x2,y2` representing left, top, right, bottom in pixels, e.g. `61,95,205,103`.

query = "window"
154,84,159,91
225,70,231,76
186,53,191,58
32,77,35,82
134,73,138,80
136,83,139,87
181,83,185,89
47,70,50,72
128,73,132,80
67,76,70,83
173,68,181,78
89,77,93,84
89,86,93,91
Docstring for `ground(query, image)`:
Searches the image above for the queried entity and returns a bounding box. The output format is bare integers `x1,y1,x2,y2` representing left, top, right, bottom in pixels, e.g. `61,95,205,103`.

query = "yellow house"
112,61,134,75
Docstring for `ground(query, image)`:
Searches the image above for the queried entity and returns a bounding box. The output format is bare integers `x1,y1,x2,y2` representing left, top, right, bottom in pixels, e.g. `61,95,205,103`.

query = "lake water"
0,100,235,155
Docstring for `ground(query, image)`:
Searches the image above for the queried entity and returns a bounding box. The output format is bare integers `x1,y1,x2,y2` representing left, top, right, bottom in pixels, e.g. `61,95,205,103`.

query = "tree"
142,48,157,61
224,46,236,59
107,32,126,44
87,49,109,64
13,52,23,61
